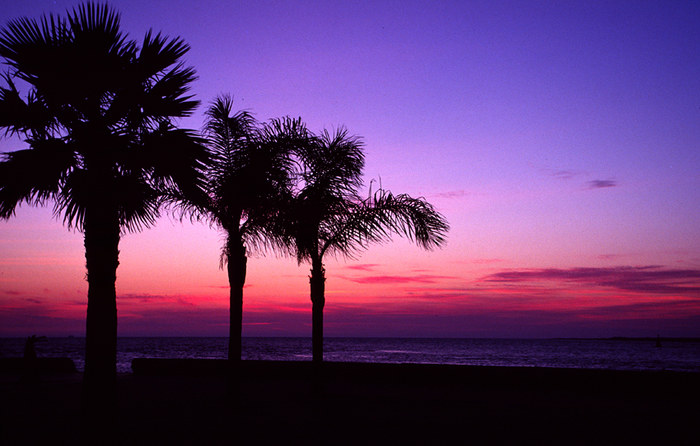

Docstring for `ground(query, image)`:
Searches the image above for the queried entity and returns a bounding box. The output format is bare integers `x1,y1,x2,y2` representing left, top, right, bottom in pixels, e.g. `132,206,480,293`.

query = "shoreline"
4,335,700,346
2,360,699,445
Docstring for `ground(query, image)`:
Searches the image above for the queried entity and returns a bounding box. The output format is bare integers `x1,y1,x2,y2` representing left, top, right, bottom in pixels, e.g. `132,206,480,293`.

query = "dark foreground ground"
1,359,698,445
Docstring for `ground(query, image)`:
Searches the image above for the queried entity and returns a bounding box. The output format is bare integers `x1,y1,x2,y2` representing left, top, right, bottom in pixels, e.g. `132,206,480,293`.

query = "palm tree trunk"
82,202,120,416
310,257,326,363
227,238,247,361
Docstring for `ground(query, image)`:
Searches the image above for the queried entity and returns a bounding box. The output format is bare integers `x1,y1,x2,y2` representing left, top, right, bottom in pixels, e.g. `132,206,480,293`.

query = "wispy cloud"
470,258,505,265
539,166,619,190
552,169,581,180
344,264,381,272
431,190,467,199
118,293,202,306
537,166,584,180
204,284,252,289
119,293,169,302
483,266,700,296
343,274,458,284
587,179,618,189
597,254,623,261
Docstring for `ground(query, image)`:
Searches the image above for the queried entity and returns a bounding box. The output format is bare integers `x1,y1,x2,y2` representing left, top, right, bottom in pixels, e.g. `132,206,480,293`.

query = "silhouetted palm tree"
0,3,206,410
289,128,449,362
199,95,307,361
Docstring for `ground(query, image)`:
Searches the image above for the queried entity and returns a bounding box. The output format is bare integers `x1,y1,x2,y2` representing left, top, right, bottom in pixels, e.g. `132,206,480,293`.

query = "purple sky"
1,1,699,338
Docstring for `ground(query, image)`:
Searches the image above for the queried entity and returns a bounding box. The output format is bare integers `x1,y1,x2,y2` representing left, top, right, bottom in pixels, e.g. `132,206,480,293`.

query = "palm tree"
289,127,449,362
0,3,206,411
199,95,307,361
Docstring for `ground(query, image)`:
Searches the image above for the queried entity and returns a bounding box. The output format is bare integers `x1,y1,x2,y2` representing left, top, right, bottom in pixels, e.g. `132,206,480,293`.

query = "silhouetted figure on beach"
23,335,47,360
22,335,46,382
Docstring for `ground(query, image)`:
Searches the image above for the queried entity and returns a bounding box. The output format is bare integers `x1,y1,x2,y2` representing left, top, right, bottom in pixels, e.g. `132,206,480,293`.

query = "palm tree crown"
0,3,205,225
290,127,365,262
202,95,302,254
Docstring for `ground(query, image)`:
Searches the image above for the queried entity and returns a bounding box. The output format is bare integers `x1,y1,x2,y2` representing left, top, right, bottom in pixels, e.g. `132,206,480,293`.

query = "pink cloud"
597,254,623,261
471,258,505,265
483,266,700,296
586,179,618,189
343,274,457,284
343,264,381,272
431,190,467,199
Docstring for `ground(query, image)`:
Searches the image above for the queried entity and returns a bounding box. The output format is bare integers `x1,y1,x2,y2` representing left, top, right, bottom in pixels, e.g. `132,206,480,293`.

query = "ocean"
1,337,699,374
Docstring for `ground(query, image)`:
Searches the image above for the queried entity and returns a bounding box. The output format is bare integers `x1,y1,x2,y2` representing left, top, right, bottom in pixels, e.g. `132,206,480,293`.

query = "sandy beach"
2,359,698,445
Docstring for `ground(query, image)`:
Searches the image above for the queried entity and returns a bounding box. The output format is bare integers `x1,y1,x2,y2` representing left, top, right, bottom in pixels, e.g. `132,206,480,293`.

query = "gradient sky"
1,0,699,338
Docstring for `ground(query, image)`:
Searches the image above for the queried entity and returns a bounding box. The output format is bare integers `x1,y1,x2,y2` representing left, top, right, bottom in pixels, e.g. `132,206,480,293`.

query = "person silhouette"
24,335,39,359
22,335,47,382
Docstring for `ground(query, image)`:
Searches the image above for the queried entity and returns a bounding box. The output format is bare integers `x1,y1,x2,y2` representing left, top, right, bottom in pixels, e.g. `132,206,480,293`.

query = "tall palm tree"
290,128,449,362
199,95,307,361
0,3,206,410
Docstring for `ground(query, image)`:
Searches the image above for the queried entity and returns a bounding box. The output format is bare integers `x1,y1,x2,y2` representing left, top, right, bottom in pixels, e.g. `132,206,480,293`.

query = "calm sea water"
1,337,699,374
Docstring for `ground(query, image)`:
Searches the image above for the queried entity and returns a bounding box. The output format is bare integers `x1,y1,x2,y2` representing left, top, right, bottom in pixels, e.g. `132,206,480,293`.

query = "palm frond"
139,30,191,78
138,124,208,187
139,62,198,121
104,30,196,130
68,2,134,60
0,73,55,137
0,141,75,218
53,167,88,229
114,172,161,233
259,116,311,148
319,187,449,259
0,13,71,76
297,126,364,199
203,94,258,161
136,123,209,220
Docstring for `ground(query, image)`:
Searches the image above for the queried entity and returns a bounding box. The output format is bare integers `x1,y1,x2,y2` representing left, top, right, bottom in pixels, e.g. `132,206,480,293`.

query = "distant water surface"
1,337,698,374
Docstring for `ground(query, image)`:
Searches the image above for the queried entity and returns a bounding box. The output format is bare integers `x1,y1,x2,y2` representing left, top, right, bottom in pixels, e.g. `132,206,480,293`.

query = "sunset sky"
1,0,699,338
